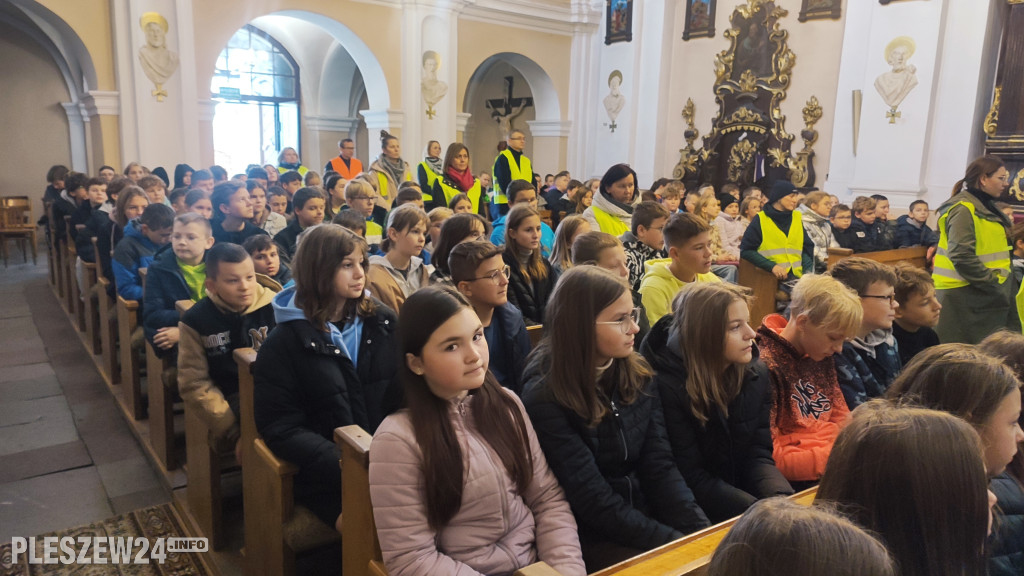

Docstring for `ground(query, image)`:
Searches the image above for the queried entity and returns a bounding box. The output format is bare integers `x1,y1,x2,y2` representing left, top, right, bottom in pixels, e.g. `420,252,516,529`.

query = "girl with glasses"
522,266,710,572
641,282,793,523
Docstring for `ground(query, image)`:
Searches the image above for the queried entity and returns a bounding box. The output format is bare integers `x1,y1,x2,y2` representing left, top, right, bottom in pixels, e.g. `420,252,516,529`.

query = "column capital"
456,112,472,133
80,91,121,117
360,109,405,133
305,115,360,133
527,119,572,138
197,99,217,123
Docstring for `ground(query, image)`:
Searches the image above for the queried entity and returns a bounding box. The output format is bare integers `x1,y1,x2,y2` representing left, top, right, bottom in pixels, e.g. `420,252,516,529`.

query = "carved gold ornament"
985,86,1002,138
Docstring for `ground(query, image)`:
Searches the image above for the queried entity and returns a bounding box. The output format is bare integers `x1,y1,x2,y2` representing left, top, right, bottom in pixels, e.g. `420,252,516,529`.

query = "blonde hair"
698,185,716,198
428,206,454,224
662,181,685,200
344,179,375,203
789,274,862,337
803,191,829,209
852,196,877,214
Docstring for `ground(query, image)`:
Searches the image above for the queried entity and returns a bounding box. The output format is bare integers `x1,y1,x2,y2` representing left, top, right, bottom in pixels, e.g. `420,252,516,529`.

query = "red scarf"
446,166,475,192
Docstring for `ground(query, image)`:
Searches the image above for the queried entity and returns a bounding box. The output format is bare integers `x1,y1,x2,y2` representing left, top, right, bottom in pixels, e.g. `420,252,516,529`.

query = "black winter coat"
832,224,857,250
521,356,710,553
502,251,558,325
273,218,303,265
640,316,792,522
253,303,399,525
143,245,199,357
990,472,1024,576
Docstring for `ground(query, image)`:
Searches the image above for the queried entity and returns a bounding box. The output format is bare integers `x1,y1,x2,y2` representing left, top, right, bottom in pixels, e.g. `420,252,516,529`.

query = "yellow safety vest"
417,162,438,202
278,165,309,177
1016,281,1024,334
590,205,629,236
376,172,391,202
366,219,383,245
933,201,1011,289
757,210,804,277
437,179,482,213
491,150,531,204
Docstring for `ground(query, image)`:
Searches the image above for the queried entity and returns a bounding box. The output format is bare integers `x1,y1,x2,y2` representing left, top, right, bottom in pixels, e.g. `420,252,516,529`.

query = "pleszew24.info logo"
9,536,208,564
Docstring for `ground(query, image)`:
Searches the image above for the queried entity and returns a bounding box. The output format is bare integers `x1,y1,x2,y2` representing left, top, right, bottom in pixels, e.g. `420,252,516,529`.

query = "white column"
630,0,677,185
61,102,89,172
567,2,603,178
528,120,572,176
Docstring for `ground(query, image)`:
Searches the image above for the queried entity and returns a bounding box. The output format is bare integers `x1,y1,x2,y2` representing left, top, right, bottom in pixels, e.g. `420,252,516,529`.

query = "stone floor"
0,257,170,542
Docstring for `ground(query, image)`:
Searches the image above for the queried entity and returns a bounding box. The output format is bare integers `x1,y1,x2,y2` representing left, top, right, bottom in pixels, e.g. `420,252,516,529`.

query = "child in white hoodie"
367,204,433,312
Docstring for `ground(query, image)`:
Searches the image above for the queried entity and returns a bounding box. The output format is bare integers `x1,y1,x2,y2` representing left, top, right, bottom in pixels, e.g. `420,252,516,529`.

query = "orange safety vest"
328,156,363,180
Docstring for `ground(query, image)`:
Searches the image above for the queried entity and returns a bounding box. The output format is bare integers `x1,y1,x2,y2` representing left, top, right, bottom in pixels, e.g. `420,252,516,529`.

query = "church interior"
1,0,1023,575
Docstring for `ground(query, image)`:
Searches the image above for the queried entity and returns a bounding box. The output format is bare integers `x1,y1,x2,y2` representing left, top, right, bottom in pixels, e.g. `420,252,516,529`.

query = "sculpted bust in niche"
603,70,625,125
874,36,918,110
421,51,448,118
138,12,178,102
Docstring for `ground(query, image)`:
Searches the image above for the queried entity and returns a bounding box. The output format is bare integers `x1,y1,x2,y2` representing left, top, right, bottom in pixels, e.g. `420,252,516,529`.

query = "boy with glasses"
621,201,670,292
449,241,531,394
828,257,903,409
343,179,387,245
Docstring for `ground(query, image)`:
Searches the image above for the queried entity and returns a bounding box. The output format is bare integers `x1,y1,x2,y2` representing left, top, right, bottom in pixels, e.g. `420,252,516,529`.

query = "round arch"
463,52,561,122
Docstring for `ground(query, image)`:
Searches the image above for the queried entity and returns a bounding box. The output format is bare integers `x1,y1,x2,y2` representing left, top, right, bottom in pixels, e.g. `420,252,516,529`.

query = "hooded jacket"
502,251,558,326
801,208,838,273
620,230,667,293
714,211,746,260
367,254,431,314
369,390,587,576
490,215,555,259
272,218,303,265
112,220,161,302
177,277,278,443
895,214,938,248
638,258,722,326
143,244,204,355
486,302,532,395
833,330,902,410
520,356,710,555
641,317,793,522
756,314,850,482
254,286,399,526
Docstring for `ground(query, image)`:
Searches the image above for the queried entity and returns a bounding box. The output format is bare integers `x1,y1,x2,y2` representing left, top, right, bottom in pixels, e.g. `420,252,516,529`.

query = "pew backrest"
825,245,928,270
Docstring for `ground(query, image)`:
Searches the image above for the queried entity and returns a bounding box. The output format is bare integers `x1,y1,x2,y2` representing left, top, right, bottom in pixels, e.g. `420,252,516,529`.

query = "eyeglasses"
596,308,642,334
471,265,510,285
862,293,897,304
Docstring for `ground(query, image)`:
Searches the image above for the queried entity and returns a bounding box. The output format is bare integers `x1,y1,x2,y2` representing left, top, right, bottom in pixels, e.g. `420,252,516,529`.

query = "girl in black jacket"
254,224,399,531
641,283,792,523
521,266,709,572
502,204,557,325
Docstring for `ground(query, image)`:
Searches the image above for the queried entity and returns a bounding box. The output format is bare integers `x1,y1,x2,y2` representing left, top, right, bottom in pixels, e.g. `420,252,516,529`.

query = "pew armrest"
175,299,195,316
253,438,299,477
514,562,565,576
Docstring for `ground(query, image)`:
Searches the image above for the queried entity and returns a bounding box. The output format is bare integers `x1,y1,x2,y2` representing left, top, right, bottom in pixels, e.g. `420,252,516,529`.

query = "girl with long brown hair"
521,266,710,571
642,282,793,523
369,286,585,576
816,401,993,576
502,204,557,324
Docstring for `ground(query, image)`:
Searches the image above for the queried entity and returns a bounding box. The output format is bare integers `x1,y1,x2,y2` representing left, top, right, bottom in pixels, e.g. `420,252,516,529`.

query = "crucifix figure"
486,76,534,141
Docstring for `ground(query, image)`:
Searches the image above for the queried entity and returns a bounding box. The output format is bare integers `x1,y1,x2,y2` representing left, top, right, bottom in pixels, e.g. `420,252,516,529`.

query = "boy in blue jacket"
895,200,939,248
143,212,214,358
112,204,175,306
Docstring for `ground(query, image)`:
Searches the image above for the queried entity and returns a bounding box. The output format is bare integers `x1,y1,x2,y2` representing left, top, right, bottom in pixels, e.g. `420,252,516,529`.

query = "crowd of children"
42,150,1024,576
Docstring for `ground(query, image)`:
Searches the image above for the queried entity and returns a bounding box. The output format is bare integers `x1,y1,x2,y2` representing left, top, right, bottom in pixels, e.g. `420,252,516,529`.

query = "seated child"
169,187,189,214
278,170,304,212
895,199,939,248
52,172,88,245
829,258,902,409
448,193,473,214
830,203,856,249
190,169,214,194
210,180,269,245
490,180,555,258
143,213,215,358
323,173,348,219
71,177,108,263
367,204,432,313
801,190,838,273
139,175,168,207
621,201,670,292
178,243,278,457
849,196,889,252
572,231,650,348
425,206,453,258
370,286,585,576
343,179,387,245
660,181,684,214
683,191,700,213
273,187,326,264
870,194,898,249
248,180,287,237
892,263,941,365
394,184,424,210
266,186,289,219
185,189,213,219
501,204,558,325
428,213,490,285
549,215,591,275
739,196,761,226
332,209,368,238
112,204,175,305
715,194,745,260
755,274,861,484
243,234,291,287
96,184,148,292
640,212,721,326
449,241,531,393
740,180,815,291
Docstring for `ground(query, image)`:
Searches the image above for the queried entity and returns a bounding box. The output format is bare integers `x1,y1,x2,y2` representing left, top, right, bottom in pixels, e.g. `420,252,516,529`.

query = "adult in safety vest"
491,129,532,219
277,147,309,178
324,138,363,179
739,180,815,283
582,163,639,236
415,140,442,211
433,142,484,215
933,155,1020,344
369,130,411,210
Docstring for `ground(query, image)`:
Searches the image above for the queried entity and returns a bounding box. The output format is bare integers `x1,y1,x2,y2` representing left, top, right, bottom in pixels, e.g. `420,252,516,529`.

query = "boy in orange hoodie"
755,274,862,484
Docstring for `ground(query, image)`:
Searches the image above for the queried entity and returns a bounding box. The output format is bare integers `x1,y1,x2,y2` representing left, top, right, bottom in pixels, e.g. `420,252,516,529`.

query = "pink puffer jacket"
369,389,586,576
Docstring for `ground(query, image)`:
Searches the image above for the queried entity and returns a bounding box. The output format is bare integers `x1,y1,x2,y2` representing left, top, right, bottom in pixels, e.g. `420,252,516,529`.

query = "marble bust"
874,36,918,110
138,12,178,102
421,51,448,118
603,70,626,125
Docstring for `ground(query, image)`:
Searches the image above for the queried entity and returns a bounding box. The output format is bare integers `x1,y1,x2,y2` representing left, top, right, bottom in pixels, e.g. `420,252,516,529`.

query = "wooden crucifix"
486,76,534,141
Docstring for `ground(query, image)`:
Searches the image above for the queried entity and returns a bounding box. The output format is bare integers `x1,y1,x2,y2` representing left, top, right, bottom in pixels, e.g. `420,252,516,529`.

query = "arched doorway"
209,11,390,176
463,52,562,177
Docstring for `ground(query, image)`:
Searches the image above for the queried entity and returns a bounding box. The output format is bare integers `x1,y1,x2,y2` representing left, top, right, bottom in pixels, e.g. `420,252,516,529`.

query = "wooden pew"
591,487,818,576
825,245,928,270
63,217,85,330
236,349,340,575
527,324,543,348
144,292,185,471
44,200,56,288
81,256,102,355
91,237,119,384
737,259,778,328
335,424,567,576
117,294,144,419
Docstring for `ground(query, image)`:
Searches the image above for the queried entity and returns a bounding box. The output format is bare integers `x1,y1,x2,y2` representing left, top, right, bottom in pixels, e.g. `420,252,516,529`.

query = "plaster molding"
197,99,217,123
527,119,572,138
360,109,405,132
80,91,121,117
456,112,472,132
305,115,361,133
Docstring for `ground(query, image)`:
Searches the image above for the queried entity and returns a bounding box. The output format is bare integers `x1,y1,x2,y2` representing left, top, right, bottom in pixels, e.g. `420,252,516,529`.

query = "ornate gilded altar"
674,0,822,191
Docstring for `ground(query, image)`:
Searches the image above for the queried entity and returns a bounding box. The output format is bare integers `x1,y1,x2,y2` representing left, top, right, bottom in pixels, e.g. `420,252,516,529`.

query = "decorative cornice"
456,112,472,132
354,0,589,36
79,91,120,117
197,99,217,123
305,115,360,133
360,109,405,132
527,119,572,138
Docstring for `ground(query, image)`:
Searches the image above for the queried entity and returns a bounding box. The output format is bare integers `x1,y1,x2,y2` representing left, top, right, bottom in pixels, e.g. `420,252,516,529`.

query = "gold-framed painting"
605,0,633,45
683,0,717,41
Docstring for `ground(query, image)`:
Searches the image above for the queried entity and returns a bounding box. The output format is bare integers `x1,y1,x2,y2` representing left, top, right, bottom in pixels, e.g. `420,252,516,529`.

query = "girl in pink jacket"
369,286,586,576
